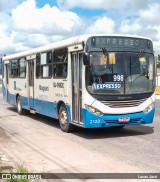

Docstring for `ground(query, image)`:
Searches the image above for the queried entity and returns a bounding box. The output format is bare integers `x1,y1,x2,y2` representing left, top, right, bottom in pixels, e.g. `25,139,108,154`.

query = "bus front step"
30,109,36,114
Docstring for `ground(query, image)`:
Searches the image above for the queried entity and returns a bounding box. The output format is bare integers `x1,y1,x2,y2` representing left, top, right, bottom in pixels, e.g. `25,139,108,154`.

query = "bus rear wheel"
58,104,73,132
16,96,24,115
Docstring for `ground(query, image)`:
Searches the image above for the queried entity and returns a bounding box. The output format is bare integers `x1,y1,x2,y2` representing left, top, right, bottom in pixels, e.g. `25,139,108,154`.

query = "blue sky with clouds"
0,0,160,54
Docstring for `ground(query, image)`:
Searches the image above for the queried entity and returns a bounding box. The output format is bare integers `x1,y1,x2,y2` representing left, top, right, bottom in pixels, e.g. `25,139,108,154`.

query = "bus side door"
71,52,83,124
4,62,9,101
26,55,36,110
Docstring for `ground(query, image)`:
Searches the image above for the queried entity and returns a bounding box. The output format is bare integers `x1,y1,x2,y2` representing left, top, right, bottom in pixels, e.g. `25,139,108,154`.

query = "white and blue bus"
2,34,156,132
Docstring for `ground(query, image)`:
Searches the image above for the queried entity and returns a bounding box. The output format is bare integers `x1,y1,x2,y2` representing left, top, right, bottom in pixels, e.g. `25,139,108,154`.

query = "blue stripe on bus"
5,92,71,122
4,91,155,128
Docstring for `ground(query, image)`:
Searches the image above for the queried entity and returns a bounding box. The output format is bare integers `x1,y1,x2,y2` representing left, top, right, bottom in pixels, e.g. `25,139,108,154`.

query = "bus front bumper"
83,107,155,128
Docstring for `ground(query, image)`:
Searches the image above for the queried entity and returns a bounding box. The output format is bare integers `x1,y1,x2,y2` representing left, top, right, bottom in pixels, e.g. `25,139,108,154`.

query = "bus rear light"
85,104,104,116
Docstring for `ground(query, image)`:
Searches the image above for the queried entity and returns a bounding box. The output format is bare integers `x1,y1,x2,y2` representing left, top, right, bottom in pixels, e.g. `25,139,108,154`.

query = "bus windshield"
85,52,155,95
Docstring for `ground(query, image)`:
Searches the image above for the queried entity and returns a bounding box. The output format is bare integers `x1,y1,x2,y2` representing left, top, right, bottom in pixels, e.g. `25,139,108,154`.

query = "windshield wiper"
101,47,107,54
131,49,144,68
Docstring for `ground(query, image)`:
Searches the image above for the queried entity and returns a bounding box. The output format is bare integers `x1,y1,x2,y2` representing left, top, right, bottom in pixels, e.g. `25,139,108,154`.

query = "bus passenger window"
63,64,67,77
53,65,56,77
38,51,52,78
56,65,63,77
36,54,40,78
53,64,67,77
53,47,68,78
19,58,26,78
10,59,18,78
41,65,52,78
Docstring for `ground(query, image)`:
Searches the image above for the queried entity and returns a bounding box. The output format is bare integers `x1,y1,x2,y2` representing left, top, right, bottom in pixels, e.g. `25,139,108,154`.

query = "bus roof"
3,34,152,61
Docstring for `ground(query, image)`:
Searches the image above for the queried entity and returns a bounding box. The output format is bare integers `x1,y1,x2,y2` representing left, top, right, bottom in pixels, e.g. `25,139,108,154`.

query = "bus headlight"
143,102,155,114
85,104,104,116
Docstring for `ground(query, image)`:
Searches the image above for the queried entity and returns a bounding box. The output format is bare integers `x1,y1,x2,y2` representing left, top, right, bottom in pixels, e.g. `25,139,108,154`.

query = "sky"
0,0,160,55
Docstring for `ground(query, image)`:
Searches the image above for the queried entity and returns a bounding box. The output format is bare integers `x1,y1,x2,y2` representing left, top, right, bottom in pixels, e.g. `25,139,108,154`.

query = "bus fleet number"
90,119,100,124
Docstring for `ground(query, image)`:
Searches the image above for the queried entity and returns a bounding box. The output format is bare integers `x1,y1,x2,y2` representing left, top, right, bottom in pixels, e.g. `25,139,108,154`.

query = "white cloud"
12,0,82,34
85,17,115,34
120,20,141,34
0,31,17,54
0,0,24,12
119,3,160,40
1,0,160,55
57,0,159,10
139,3,160,25
0,0,83,54
57,0,129,10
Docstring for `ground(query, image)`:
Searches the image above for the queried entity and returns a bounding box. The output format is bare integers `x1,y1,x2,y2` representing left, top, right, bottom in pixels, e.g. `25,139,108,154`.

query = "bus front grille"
100,98,146,108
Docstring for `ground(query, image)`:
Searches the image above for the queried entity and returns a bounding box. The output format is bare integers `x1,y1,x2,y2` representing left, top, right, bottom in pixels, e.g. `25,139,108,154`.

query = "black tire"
16,96,24,115
58,104,73,132
114,126,125,128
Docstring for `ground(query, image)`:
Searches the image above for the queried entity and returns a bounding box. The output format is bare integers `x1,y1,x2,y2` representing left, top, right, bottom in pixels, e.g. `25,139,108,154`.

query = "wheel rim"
60,108,68,125
17,98,21,112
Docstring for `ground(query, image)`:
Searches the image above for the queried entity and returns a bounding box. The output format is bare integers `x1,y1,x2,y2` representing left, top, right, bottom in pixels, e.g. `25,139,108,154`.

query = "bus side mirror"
83,53,90,65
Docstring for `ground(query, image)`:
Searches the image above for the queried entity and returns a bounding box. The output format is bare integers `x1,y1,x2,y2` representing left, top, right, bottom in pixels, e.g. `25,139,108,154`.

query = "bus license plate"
118,118,130,123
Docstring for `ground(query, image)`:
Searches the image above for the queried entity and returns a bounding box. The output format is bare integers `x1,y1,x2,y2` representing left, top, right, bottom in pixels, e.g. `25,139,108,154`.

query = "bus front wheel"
16,96,24,115
58,104,73,132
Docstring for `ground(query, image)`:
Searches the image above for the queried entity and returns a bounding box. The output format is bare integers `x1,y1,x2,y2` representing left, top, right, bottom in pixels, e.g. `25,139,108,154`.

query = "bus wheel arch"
58,102,73,132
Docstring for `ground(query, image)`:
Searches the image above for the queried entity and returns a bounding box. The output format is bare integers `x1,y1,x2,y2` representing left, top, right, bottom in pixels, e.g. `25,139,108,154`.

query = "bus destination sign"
91,36,147,48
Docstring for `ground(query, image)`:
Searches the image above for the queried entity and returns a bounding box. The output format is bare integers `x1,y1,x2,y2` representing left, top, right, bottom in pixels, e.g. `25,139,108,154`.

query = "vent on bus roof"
100,98,146,108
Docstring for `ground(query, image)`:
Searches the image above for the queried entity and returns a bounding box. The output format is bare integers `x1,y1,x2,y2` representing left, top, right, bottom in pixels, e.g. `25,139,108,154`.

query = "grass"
7,164,30,182
0,163,32,182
